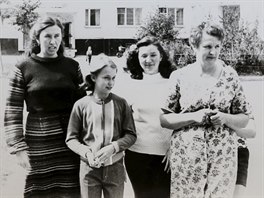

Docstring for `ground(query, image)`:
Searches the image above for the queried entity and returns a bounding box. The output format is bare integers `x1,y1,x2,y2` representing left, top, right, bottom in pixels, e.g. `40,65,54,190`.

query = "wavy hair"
189,22,225,49
126,36,173,79
27,17,64,56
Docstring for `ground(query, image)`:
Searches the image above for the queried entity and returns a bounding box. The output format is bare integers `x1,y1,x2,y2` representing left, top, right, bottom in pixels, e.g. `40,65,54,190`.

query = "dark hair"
189,22,225,49
126,36,173,79
85,53,117,92
27,17,64,56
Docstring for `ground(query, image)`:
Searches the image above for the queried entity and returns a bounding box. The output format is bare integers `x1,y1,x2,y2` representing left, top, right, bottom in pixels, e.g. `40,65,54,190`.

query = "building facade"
1,0,263,55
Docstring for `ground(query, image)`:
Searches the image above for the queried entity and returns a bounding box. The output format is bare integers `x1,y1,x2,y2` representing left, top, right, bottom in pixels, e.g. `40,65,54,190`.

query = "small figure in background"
86,46,92,64
116,45,125,58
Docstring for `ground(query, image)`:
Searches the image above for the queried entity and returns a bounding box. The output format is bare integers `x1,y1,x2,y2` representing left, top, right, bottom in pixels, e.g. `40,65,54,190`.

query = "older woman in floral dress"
160,22,252,198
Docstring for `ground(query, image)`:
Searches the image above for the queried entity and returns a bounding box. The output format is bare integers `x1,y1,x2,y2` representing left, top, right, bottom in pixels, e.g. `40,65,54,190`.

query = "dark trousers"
86,55,92,64
236,147,249,186
125,150,170,198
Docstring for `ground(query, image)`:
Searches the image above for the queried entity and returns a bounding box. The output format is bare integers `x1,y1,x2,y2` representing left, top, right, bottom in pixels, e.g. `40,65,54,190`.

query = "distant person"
86,46,92,64
115,36,174,198
66,54,137,198
160,22,252,197
4,17,85,197
116,45,125,58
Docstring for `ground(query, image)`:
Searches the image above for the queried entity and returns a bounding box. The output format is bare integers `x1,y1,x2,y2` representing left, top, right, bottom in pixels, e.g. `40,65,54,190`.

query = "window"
117,8,142,26
159,7,184,26
85,9,100,26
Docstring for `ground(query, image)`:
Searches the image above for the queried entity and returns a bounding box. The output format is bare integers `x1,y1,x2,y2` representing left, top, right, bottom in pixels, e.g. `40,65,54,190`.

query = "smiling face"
194,33,222,67
38,25,62,58
92,65,117,97
138,44,162,75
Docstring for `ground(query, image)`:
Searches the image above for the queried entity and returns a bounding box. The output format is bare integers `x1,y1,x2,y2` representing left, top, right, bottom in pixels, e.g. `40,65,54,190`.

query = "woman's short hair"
28,16,64,56
189,22,225,49
126,36,173,79
85,53,117,92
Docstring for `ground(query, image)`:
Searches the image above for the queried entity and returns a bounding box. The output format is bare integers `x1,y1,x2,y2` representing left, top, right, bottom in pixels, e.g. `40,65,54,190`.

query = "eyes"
103,76,116,81
43,33,61,39
202,44,221,49
140,53,158,59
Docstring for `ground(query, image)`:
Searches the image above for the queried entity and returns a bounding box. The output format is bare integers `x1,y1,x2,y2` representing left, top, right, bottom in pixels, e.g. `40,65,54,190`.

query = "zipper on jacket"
101,99,105,147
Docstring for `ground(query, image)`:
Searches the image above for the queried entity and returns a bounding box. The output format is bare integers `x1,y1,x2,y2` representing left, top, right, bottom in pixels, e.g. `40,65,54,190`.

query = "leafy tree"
219,6,241,66
220,5,264,70
135,10,181,67
0,0,11,73
136,10,178,42
10,0,40,49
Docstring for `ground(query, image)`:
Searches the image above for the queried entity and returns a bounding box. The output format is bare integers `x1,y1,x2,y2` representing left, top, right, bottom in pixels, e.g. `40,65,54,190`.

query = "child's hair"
85,53,117,92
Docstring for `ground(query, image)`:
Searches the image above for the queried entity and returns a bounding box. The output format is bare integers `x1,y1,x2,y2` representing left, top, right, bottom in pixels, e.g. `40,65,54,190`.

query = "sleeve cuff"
111,141,120,153
79,145,92,159
9,142,29,155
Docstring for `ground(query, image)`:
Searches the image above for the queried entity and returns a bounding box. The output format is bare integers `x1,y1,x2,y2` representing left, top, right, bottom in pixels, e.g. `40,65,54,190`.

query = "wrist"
222,112,228,125
85,150,93,158
110,142,119,154
110,144,116,155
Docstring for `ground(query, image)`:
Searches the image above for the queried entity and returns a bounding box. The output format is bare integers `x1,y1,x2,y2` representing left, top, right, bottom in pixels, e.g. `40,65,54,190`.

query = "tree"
136,10,178,42
0,0,11,73
219,5,241,66
135,10,180,67
10,0,40,50
220,5,264,71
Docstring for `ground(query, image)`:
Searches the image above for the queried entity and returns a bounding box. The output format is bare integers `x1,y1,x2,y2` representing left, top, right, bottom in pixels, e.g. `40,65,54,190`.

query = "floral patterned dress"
163,63,251,198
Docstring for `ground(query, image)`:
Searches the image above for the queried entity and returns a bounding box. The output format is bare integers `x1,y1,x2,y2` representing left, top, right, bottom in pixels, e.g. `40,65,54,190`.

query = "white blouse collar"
142,72,164,81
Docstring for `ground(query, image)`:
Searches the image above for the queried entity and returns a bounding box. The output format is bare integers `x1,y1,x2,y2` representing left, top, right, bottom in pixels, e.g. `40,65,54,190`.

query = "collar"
142,72,164,81
31,53,64,63
89,92,112,104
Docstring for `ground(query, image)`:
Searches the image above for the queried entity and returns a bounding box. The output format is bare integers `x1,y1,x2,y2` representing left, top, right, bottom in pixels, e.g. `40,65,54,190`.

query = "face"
92,65,117,96
194,33,222,67
38,25,62,58
138,44,162,75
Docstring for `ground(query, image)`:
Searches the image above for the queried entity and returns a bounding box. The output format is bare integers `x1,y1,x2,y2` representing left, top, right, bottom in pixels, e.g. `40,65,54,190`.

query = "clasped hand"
194,108,227,127
86,144,115,168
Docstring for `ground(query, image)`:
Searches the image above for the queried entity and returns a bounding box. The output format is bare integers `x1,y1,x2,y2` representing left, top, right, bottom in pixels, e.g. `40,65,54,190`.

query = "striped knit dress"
4,54,84,198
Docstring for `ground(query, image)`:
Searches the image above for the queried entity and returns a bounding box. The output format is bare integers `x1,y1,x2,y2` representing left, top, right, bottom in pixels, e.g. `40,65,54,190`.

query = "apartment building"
1,0,263,55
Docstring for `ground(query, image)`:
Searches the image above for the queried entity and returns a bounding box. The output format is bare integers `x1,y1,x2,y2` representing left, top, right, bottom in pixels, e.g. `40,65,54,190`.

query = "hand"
15,150,31,170
210,110,227,127
86,151,101,168
162,149,171,173
94,144,115,165
193,108,213,124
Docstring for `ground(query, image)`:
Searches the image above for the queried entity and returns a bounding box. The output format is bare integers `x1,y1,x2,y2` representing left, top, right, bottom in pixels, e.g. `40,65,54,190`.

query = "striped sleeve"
75,64,86,100
77,64,84,84
4,66,28,154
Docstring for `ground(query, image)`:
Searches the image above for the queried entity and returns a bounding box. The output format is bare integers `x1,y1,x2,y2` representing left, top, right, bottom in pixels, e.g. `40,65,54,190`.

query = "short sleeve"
230,74,252,115
163,70,181,113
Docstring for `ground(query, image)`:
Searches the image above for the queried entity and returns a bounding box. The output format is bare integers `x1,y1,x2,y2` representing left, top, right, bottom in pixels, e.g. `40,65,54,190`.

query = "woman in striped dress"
4,17,85,198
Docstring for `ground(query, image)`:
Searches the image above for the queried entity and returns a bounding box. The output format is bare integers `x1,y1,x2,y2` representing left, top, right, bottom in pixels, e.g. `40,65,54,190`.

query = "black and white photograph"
0,0,263,197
